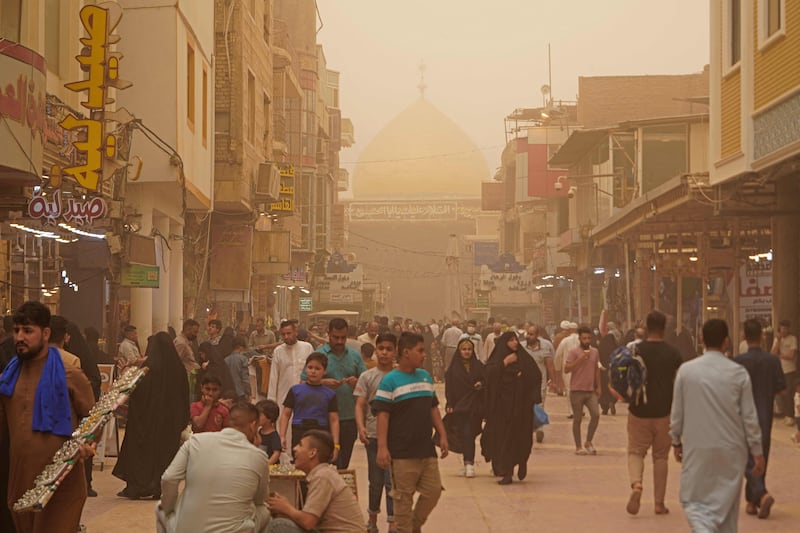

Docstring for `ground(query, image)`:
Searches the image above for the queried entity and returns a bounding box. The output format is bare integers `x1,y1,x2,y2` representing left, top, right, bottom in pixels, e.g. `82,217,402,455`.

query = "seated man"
267,430,364,533
157,403,270,533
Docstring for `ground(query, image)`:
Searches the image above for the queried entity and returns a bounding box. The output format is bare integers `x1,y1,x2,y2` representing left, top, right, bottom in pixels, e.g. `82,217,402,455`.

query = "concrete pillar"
169,219,184,329
151,213,170,334
130,208,154,342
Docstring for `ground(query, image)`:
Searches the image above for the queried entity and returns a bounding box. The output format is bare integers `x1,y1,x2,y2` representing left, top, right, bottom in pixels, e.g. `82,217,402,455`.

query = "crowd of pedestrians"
0,303,797,532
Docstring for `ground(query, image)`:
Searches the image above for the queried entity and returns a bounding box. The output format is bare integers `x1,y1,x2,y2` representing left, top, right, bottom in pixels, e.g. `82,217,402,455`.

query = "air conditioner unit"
255,162,281,201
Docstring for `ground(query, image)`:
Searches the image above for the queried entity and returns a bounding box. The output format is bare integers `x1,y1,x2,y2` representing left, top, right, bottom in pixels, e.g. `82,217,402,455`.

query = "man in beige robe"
0,302,95,533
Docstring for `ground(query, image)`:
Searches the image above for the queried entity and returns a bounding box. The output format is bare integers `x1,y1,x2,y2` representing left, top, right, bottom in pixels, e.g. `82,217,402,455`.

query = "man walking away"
625,310,682,516
670,319,764,533
735,319,785,518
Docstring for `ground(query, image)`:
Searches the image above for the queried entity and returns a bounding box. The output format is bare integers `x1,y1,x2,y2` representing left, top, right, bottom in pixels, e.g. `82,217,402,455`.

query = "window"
730,0,741,66
247,71,255,145
202,67,208,145
187,44,195,127
0,0,22,41
759,0,785,46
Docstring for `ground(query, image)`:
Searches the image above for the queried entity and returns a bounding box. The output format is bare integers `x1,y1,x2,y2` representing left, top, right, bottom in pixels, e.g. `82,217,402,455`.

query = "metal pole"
624,239,632,329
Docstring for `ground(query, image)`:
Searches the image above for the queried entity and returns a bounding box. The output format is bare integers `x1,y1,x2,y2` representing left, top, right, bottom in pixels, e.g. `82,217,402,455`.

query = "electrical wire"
339,144,504,165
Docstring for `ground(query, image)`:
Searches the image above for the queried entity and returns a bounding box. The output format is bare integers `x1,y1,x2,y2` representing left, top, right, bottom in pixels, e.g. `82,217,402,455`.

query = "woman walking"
445,337,485,478
481,331,541,485
113,331,190,499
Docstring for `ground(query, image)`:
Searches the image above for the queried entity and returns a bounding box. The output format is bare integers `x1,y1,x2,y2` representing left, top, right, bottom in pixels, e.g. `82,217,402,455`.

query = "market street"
81,388,800,533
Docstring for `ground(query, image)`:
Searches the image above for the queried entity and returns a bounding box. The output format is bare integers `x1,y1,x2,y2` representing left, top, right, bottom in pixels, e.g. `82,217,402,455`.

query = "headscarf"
197,341,236,398
0,346,73,437
133,332,190,434
66,321,102,400
486,331,542,408
445,337,485,412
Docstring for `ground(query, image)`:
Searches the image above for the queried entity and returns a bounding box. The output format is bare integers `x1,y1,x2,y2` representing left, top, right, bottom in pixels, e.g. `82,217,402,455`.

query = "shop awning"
548,128,610,167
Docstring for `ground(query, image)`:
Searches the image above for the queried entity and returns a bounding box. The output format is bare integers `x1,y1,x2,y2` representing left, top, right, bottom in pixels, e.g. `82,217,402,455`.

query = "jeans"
780,371,797,417
390,458,442,533
456,414,476,463
365,438,394,517
627,414,670,504
744,418,773,505
569,390,599,448
337,419,358,469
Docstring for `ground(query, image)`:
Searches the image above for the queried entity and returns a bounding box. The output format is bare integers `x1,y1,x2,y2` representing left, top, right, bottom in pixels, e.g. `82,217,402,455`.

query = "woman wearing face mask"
444,337,485,478
481,331,542,485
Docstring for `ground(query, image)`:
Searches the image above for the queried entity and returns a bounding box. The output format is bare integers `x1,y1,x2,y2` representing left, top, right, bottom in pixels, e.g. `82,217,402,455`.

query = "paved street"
81,389,800,532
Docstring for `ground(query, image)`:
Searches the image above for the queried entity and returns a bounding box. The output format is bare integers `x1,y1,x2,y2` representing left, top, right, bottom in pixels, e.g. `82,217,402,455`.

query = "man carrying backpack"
626,310,682,516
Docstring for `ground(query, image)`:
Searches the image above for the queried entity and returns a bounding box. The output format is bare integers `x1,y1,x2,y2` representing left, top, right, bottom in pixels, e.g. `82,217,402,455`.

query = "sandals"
584,444,597,455
626,485,643,515
575,449,588,455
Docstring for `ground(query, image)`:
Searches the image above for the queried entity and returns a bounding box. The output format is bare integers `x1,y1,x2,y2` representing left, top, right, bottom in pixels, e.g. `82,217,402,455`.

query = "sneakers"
465,464,475,478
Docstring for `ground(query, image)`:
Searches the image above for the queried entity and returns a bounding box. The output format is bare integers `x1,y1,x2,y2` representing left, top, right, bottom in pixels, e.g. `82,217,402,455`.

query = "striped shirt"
372,369,438,459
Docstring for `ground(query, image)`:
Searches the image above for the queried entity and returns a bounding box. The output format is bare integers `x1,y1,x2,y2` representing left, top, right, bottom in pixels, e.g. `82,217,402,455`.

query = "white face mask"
467,326,476,334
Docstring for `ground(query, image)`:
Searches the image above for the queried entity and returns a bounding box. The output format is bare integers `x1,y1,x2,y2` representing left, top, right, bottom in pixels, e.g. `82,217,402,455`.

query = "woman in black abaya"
481,330,542,485
196,341,236,400
113,331,189,499
444,337,485,478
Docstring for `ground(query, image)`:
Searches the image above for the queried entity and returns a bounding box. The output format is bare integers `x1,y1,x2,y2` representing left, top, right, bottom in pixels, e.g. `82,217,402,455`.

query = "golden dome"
353,98,489,199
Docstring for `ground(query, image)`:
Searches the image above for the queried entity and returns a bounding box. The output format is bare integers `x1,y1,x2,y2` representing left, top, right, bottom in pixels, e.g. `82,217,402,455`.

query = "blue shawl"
0,346,73,437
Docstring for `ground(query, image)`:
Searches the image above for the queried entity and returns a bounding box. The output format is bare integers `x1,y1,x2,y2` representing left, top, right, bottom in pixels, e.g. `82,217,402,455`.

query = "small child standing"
279,353,340,462
361,342,377,370
374,332,449,533
256,399,282,464
354,333,397,533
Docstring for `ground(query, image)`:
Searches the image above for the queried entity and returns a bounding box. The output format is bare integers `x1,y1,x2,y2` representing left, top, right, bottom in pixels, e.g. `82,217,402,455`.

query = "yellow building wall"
754,0,800,110
721,70,742,157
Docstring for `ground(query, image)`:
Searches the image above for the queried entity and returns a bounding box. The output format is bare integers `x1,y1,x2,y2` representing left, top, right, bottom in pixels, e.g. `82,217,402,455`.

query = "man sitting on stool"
157,402,270,533
267,430,363,532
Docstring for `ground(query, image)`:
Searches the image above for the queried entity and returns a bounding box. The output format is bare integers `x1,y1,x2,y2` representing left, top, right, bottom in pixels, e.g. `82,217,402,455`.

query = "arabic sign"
28,189,107,226
347,201,459,222
121,264,160,288
282,268,307,282
299,297,313,312
60,3,127,191
0,44,46,181
739,261,772,324
473,241,499,266
480,264,534,305
270,176,295,212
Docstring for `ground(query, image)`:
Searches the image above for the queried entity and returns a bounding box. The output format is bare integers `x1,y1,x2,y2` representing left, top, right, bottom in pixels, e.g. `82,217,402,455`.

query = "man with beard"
303,318,366,469
565,327,601,455
0,301,95,532
175,319,201,374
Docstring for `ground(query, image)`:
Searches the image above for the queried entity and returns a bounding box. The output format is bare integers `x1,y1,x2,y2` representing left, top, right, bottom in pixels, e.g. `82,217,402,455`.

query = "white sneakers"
465,464,475,478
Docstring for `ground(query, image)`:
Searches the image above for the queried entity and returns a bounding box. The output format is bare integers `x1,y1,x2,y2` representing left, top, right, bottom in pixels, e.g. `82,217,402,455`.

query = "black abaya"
113,331,189,498
480,331,542,475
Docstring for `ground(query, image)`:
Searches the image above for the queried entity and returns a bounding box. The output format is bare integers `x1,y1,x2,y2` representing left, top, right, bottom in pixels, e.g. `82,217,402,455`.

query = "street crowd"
0,303,798,533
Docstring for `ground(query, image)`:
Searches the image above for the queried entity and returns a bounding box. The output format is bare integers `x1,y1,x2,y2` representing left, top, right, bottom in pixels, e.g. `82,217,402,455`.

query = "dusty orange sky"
317,0,710,185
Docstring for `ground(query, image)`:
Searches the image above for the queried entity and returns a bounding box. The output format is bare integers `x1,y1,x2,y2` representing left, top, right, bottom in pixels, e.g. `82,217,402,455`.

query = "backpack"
608,344,648,405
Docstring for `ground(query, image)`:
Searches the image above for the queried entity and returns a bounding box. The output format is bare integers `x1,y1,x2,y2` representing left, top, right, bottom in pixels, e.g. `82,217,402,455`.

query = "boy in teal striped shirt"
374,332,448,533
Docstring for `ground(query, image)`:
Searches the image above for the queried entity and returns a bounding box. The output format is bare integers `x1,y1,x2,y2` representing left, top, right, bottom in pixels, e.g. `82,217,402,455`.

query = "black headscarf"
218,327,235,358
481,330,542,470
65,322,102,400
113,331,190,497
444,337,485,412
197,341,236,399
